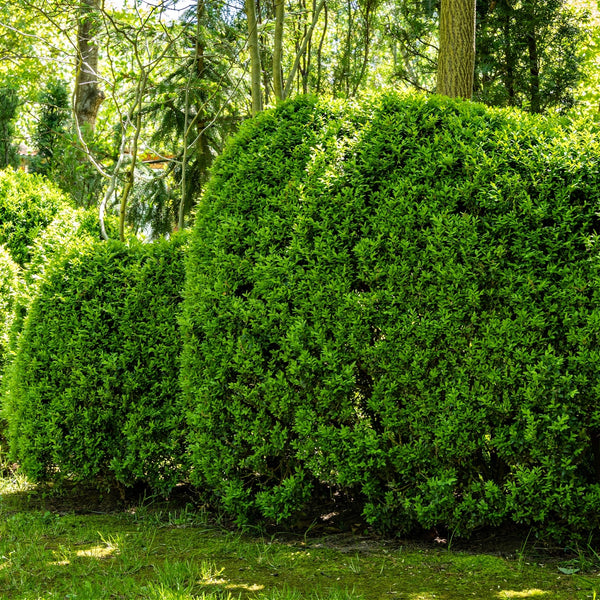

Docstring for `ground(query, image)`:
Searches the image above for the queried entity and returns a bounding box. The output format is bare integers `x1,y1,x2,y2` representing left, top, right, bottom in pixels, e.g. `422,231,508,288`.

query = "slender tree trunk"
179,0,206,231
316,2,328,95
343,0,354,96
273,0,285,102
75,0,105,136
246,0,263,115
437,0,476,99
302,0,312,94
352,1,374,97
526,16,540,113
501,2,516,106
283,0,325,98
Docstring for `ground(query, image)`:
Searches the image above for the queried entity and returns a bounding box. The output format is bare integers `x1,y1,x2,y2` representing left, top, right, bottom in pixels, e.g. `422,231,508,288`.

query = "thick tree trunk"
75,0,105,136
437,0,476,99
246,0,263,115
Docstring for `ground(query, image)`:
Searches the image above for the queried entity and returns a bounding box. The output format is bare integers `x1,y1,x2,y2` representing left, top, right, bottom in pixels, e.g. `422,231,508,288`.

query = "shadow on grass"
0,475,596,599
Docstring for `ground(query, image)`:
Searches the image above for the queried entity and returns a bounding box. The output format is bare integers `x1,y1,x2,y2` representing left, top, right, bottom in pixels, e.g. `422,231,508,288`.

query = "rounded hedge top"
5,235,188,492
182,94,600,537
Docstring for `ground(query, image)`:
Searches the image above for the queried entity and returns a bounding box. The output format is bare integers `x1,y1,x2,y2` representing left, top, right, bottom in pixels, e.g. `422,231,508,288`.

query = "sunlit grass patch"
0,475,599,599
497,590,550,598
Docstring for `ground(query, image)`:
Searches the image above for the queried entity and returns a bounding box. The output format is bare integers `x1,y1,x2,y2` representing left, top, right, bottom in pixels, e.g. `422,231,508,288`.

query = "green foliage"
32,80,70,177
147,3,244,228
182,93,600,538
24,206,118,288
105,154,173,239
0,245,19,376
0,87,19,169
52,131,106,209
0,168,70,265
4,234,188,493
5,206,121,351
475,0,587,113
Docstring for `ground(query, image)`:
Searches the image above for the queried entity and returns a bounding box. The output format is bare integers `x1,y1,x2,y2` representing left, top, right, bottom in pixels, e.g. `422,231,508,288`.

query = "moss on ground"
0,474,598,599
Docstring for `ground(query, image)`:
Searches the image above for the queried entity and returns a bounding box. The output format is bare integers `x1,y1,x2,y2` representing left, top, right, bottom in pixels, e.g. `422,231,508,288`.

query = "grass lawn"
0,471,599,600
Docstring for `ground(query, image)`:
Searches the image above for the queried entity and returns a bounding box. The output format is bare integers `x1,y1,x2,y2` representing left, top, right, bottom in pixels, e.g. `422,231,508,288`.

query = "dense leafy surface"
182,94,600,537
5,236,187,492
0,245,18,376
0,169,68,265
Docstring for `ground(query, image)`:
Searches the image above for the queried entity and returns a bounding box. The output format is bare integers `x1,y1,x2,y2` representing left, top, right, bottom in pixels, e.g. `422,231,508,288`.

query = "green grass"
0,471,599,599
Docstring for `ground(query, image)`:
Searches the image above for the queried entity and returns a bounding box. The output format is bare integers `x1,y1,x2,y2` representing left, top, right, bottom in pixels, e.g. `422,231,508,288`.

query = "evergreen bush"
181,93,600,538
4,235,187,493
2,206,121,365
0,245,19,376
0,168,69,265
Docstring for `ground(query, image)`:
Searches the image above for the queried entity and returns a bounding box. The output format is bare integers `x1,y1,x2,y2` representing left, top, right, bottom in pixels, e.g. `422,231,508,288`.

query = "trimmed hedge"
2,207,122,385
4,235,187,493
181,94,600,538
0,168,69,265
0,245,19,376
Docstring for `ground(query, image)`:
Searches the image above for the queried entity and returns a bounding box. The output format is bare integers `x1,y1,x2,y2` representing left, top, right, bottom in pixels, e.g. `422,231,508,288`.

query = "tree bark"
75,0,105,136
273,0,284,102
526,10,540,113
246,0,263,115
437,0,476,99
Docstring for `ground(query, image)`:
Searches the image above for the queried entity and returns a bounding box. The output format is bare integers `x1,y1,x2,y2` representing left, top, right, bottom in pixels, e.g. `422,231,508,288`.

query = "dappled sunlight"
0,495,593,600
407,590,550,600
0,469,34,495
225,582,266,592
76,544,119,559
497,590,549,598
47,559,70,567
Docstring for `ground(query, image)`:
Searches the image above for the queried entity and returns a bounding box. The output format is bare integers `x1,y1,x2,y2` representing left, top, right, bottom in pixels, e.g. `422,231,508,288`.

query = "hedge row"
0,172,111,389
5,94,600,541
180,94,600,538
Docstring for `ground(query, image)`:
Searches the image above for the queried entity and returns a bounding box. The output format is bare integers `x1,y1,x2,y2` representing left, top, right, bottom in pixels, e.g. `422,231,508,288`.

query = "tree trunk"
273,0,285,102
283,0,325,98
501,2,516,106
315,2,328,96
526,13,540,113
246,0,263,115
75,0,105,136
179,0,206,231
437,0,476,99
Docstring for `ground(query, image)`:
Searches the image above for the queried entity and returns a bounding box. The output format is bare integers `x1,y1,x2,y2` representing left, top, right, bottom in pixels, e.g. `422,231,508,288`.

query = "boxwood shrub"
0,168,69,265
181,93,600,538
1,207,122,387
4,234,187,493
0,245,19,376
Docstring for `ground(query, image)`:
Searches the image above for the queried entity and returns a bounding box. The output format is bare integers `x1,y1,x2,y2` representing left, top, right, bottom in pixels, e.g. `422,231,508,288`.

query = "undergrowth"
0,467,598,600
